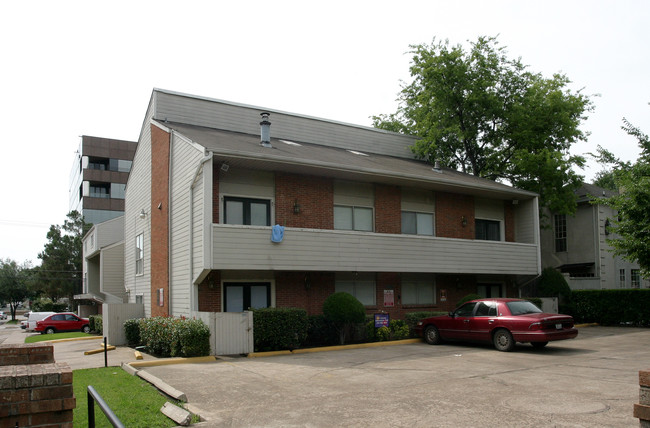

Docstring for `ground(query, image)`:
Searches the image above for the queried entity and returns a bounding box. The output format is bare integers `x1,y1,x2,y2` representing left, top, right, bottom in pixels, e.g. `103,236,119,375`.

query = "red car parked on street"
35,313,90,334
414,298,578,352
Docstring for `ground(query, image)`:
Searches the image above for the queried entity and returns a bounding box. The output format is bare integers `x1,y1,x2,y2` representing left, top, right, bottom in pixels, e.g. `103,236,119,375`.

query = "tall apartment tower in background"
69,135,137,225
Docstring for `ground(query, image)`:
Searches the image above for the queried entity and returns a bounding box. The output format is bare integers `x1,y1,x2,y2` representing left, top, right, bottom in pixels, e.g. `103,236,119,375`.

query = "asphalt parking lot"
143,326,649,427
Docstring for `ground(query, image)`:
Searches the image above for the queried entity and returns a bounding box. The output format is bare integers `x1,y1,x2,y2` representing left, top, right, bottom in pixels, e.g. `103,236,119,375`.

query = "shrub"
538,268,572,301
322,292,366,345
572,289,650,326
253,308,309,352
32,298,68,312
305,314,338,347
89,315,102,334
170,318,211,357
389,319,410,340
124,318,142,347
457,294,482,307
376,326,391,341
526,297,543,310
139,317,177,357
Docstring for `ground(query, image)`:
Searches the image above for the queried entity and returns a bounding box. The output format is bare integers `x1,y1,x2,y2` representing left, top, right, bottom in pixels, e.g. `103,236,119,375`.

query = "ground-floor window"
224,282,271,312
477,283,502,298
631,270,640,288
335,279,376,305
401,280,436,305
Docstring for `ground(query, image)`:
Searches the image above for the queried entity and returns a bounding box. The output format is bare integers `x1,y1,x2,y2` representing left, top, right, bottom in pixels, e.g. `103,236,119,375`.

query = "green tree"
594,119,650,277
0,259,32,320
322,292,366,345
35,211,89,306
373,36,592,219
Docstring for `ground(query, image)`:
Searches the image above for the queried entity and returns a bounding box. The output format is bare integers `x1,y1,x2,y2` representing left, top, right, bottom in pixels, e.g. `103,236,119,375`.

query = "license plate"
555,323,562,330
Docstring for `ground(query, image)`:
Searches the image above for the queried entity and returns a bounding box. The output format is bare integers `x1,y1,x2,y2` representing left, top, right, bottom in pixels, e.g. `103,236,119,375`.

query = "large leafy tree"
593,119,650,277
373,36,592,217
0,259,32,320
34,211,89,304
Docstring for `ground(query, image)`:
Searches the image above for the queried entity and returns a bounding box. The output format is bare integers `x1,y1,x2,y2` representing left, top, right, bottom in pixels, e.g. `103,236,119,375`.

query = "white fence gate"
102,303,145,346
191,311,254,355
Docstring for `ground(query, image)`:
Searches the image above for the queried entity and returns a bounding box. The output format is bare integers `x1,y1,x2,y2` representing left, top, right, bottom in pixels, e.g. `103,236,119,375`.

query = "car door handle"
488,320,494,324
464,320,470,323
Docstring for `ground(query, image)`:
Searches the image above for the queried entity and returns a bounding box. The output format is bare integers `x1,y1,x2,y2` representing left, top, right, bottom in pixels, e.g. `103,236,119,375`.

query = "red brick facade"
435,192,475,239
150,125,170,317
504,201,515,242
375,185,401,234
275,173,333,229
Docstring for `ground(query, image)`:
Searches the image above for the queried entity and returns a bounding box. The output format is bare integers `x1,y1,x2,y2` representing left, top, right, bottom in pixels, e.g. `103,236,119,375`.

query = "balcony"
211,224,539,275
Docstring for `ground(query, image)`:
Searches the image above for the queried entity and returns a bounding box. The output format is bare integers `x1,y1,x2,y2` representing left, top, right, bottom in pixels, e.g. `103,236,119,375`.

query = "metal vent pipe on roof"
260,112,272,148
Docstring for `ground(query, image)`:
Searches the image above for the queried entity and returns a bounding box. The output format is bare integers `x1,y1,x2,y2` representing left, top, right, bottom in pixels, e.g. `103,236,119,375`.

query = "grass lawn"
73,367,186,428
25,332,96,343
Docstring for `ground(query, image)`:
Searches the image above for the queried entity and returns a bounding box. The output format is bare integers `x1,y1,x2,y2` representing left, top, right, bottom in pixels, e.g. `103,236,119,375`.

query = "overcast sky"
1,0,648,265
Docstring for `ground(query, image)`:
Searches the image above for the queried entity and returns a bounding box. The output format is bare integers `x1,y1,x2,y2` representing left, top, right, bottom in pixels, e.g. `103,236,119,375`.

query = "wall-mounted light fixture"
461,216,467,227
157,202,162,210
293,199,301,214
139,209,147,219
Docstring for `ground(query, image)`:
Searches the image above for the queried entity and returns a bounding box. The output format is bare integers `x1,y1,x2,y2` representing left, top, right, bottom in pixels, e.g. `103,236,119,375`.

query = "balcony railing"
211,224,539,275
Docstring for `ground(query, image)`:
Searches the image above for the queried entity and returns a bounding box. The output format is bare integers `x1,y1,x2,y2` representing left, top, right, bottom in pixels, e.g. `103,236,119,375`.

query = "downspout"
189,150,213,312
168,131,174,315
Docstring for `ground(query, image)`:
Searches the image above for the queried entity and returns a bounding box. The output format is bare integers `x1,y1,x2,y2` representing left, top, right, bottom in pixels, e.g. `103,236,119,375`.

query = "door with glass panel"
224,282,271,312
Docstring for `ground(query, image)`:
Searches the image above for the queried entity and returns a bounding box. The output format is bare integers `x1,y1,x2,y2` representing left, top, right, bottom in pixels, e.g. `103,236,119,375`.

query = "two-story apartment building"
124,89,541,320
541,183,649,290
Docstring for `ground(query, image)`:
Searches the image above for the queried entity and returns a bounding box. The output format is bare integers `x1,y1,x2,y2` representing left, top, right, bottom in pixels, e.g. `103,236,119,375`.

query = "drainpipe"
168,131,174,316
189,150,213,312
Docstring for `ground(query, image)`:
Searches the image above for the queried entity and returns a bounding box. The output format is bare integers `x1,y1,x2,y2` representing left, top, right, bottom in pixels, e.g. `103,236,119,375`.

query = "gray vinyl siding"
514,198,538,245
169,132,207,316
124,101,154,315
212,225,539,275
153,89,416,159
101,242,125,300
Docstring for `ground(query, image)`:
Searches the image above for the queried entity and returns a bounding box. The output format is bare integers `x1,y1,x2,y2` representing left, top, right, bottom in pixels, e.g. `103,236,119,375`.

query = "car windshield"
506,301,543,315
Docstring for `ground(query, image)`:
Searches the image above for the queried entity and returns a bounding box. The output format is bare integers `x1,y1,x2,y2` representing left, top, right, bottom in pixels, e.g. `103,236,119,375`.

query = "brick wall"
635,369,650,427
375,185,401,234
150,124,170,317
504,201,515,242
275,173,333,229
198,271,222,312
0,343,75,427
435,192,474,239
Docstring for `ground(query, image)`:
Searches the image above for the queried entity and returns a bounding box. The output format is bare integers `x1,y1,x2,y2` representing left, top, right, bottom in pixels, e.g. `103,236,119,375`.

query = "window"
632,269,640,288
135,233,144,275
477,284,502,298
135,294,143,304
109,158,132,173
224,282,271,312
454,302,477,317
619,269,626,287
401,212,433,235
334,206,373,231
402,280,436,305
475,301,497,317
89,183,110,198
554,214,567,252
111,183,126,199
475,219,501,241
224,197,271,226
335,280,376,305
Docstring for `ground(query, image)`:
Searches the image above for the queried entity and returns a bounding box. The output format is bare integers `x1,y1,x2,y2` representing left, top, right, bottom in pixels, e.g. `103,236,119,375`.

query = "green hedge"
136,317,211,357
124,318,141,347
89,315,102,334
571,289,650,326
253,308,309,352
404,311,447,337
304,315,338,347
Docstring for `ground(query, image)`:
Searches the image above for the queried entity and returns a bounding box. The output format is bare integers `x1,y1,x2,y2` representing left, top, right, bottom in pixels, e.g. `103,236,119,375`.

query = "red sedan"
414,298,578,351
35,313,91,334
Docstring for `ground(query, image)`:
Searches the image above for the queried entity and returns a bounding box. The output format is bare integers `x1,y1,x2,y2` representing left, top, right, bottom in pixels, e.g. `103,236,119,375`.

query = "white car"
0,311,6,320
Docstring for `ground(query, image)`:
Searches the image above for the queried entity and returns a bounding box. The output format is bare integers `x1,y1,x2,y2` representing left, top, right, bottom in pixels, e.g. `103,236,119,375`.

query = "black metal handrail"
87,385,125,428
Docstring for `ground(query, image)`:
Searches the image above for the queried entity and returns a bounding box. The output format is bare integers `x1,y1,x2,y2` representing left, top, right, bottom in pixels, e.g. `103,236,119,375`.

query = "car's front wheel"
45,327,55,335
82,325,90,334
424,325,441,345
493,329,515,352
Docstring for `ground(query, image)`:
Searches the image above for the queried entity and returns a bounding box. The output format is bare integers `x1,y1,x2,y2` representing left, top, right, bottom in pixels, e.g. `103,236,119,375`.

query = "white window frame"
135,233,144,276
334,205,374,232
401,211,434,236
631,269,640,289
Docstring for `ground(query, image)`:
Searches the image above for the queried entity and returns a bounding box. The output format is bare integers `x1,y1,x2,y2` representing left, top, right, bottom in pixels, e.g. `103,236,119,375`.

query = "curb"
40,335,104,343
128,355,217,368
249,338,423,358
575,323,599,328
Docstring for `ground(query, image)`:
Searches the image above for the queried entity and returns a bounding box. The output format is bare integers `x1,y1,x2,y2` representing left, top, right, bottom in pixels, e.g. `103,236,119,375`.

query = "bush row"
123,317,211,358
569,289,650,326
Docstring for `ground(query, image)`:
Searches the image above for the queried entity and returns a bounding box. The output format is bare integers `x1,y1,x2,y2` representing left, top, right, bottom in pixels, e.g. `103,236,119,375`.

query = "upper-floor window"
135,233,144,275
475,219,500,241
631,269,640,288
554,214,567,252
89,183,110,199
224,197,270,226
401,212,434,236
334,205,373,231
109,159,132,173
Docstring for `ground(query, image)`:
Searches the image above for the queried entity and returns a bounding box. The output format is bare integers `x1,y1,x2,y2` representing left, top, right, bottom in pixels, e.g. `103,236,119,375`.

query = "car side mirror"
448,311,455,318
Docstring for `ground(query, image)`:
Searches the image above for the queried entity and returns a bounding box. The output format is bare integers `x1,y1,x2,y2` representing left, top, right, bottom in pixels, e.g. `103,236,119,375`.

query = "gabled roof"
159,120,537,200
576,183,617,203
